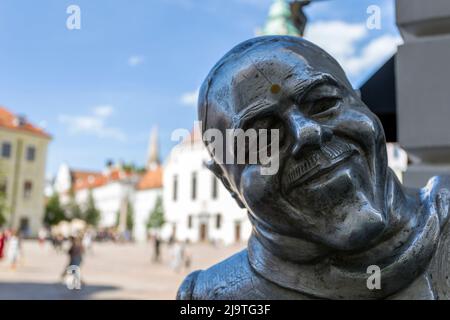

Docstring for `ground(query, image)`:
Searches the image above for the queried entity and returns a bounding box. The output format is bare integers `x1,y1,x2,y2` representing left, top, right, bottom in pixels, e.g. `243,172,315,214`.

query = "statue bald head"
199,36,353,134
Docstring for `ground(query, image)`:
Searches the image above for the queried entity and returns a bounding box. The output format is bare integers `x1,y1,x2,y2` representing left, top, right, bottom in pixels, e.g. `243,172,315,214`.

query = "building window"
1,142,11,159
212,176,218,199
191,172,197,200
173,175,178,201
26,146,36,162
23,181,33,199
188,215,193,229
216,214,222,229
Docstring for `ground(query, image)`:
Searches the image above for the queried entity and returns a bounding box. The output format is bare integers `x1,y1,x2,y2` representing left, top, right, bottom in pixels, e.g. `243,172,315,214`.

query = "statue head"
199,36,389,252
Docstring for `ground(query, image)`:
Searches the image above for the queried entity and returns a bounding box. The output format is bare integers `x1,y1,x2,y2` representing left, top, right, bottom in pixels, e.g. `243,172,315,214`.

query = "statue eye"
250,117,285,142
307,97,340,117
244,116,285,159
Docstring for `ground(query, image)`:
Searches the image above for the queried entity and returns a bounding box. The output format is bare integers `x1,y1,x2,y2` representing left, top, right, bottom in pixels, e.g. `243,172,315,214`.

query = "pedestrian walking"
82,229,94,254
62,237,84,273
0,229,6,260
152,234,162,263
38,228,48,247
6,230,21,270
171,241,185,272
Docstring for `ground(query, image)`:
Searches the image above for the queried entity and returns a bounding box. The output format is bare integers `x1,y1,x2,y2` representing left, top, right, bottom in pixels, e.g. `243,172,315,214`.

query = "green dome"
259,0,301,36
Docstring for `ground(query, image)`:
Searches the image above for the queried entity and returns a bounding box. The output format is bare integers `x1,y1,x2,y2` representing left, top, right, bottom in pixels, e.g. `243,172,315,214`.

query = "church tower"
146,126,160,170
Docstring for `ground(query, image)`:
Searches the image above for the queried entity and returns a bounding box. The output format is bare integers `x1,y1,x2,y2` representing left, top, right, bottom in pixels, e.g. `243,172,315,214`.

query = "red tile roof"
136,166,163,190
72,171,106,191
0,106,51,139
72,167,137,191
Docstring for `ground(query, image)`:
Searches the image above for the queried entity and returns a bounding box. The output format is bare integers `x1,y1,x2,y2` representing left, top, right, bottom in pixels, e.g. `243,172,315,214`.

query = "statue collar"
248,196,440,299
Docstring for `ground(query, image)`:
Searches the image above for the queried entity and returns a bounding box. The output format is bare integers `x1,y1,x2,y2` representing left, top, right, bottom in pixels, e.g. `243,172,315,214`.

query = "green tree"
84,191,100,227
70,202,83,220
0,191,7,227
66,189,83,220
126,201,134,232
147,196,165,231
0,165,8,227
115,210,120,228
114,198,134,232
44,193,66,226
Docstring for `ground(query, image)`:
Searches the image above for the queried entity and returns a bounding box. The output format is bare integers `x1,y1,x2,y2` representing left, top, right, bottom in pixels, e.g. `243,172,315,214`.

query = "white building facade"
162,127,252,246
134,167,163,242
53,128,163,242
75,178,136,229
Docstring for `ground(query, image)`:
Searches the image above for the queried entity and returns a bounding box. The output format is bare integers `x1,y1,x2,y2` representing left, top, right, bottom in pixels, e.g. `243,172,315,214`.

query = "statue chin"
285,166,386,251
317,206,386,251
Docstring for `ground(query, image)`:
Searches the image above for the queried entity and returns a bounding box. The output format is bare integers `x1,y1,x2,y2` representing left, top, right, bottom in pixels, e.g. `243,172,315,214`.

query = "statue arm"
424,175,450,228
176,270,201,300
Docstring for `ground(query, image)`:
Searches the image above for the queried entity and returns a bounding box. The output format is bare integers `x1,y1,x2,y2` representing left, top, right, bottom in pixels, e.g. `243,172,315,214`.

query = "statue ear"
205,160,246,209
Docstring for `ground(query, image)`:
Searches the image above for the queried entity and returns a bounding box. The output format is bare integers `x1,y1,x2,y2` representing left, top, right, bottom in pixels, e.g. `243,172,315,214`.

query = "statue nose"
285,109,332,159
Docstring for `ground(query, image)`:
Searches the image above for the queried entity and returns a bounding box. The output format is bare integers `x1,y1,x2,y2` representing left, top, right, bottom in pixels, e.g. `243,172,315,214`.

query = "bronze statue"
177,36,450,300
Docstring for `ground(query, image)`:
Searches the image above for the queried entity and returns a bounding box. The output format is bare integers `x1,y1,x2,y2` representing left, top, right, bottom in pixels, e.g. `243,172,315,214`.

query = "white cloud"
304,20,402,78
93,105,114,117
180,88,199,107
127,55,145,67
58,106,126,142
305,21,367,60
345,34,402,76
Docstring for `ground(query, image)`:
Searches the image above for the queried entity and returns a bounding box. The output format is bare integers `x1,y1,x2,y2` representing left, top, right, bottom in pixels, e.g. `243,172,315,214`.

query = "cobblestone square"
0,240,244,300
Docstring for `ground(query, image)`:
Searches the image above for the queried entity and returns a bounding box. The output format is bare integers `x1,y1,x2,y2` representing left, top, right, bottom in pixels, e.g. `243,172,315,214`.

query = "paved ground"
0,240,245,300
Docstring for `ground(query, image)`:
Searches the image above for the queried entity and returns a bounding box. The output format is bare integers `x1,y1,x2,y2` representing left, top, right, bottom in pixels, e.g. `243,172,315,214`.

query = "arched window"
212,176,218,199
216,214,222,229
173,175,178,201
191,172,197,200
188,215,193,229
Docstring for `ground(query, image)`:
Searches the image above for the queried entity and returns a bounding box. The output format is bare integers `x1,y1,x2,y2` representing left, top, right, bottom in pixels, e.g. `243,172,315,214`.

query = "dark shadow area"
360,54,397,142
0,282,119,300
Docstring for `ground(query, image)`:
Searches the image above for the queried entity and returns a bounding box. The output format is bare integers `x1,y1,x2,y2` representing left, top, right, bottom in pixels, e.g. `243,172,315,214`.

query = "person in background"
62,236,84,278
38,228,48,248
171,241,186,273
184,241,192,271
82,229,94,254
0,229,6,260
152,234,162,263
68,236,84,268
6,230,21,270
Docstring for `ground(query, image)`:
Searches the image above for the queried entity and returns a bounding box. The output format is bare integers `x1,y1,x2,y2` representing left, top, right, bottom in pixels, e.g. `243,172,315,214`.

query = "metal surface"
177,36,450,300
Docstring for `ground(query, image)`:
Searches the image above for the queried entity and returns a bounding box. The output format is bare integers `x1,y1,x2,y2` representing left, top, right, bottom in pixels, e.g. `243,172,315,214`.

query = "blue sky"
0,0,400,177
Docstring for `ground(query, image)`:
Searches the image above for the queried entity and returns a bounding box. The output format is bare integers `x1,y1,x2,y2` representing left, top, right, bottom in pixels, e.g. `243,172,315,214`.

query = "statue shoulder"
422,175,450,228
176,249,255,300
176,270,202,300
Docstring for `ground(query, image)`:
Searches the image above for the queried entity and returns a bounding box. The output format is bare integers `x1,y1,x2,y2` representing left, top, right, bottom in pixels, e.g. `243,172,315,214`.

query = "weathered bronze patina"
177,36,450,300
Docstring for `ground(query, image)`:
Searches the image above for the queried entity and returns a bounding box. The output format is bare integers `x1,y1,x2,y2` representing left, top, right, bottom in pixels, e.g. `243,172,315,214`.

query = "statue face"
202,38,389,251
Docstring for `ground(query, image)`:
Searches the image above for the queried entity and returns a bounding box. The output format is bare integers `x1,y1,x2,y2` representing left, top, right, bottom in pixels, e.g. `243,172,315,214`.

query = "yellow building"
0,106,51,236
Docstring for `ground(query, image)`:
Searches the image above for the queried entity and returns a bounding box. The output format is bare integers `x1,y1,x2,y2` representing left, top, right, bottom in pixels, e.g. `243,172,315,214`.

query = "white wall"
133,188,162,242
76,181,134,228
163,141,251,245
54,163,71,196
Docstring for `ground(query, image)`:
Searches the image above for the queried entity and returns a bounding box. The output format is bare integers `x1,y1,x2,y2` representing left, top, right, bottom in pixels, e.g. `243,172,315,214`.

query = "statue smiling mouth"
284,139,358,192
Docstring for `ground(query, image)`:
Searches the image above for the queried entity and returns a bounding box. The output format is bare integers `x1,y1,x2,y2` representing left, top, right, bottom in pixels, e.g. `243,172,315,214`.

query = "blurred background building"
161,124,251,245
53,128,162,242
0,106,51,236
